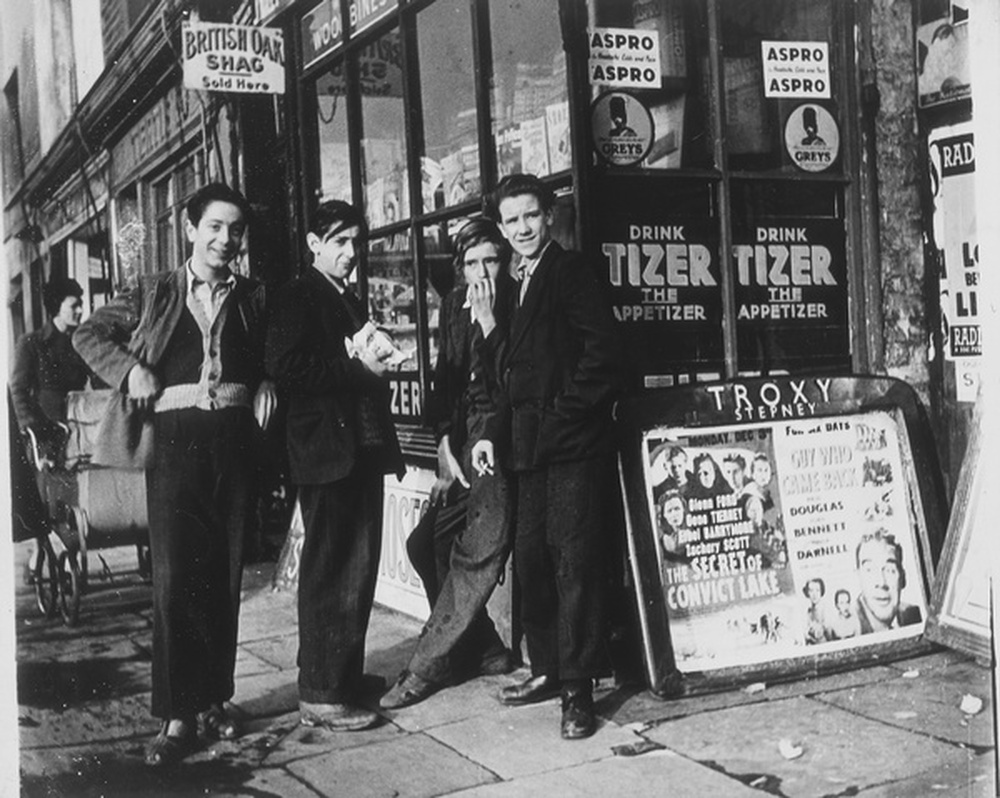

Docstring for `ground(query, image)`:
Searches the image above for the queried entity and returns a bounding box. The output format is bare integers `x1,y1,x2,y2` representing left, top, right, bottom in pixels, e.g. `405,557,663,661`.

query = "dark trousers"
514,454,616,682
297,462,384,704
146,408,254,720
405,468,512,684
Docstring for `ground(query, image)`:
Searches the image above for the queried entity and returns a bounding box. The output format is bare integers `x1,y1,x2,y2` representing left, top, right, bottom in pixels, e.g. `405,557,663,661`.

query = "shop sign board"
182,22,285,94
615,376,945,696
761,41,830,99
111,85,198,186
255,0,297,25
302,0,343,69
349,0,395,34
927,122,980,402
732,218,849,369
588,26,662,89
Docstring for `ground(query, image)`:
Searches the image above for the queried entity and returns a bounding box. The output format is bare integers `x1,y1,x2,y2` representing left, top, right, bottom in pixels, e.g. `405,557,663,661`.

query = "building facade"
1,0,988,621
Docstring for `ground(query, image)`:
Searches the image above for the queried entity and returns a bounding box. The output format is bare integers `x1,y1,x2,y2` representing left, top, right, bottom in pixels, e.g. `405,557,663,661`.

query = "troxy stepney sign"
183,22,286,94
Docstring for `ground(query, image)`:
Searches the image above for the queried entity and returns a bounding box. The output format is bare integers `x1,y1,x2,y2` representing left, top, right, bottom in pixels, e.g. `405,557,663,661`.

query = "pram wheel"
33,537,59,619
57,550,82,627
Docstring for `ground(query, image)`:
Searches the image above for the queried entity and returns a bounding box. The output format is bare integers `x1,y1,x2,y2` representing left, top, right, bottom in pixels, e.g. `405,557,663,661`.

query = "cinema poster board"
615,376,946,696
924,396,991,664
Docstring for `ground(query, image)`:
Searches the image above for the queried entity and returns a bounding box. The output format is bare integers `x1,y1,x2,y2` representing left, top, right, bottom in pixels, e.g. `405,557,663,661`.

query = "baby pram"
24,388,150,626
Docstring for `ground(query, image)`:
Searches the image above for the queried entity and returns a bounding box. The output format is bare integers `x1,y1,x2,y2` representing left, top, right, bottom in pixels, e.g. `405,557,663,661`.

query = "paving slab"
287,731,498,797
426,701,640,780
19,691,156,749
18,636,151,710
238,587,299,643
605,663,901,727
231,667,301,718
449,748,763,798
854,751,995,798
382,670,531,733
19,736,308,798
817,664,994,749
247,709,405,767
643,694,975,798
239,632,298,672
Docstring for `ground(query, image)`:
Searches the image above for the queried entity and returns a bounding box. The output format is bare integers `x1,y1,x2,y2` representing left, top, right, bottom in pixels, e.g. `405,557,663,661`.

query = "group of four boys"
72,172,625,767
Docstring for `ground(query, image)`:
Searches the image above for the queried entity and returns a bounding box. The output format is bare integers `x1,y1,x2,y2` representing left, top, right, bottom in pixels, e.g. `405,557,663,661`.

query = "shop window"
359,28,409,229
2,72,23,195
421,222,457,375
153,174,173,270
149,152,205,274
314,58,354,203
417,0,480,211
587,0,712,170
114,185,145,289
368,229,418,373
489,0,572,179
721,0,842,174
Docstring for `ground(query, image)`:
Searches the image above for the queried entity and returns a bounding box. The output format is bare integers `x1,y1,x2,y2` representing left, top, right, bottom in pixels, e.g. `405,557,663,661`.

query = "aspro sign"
183,22,286,94
761,41,830,99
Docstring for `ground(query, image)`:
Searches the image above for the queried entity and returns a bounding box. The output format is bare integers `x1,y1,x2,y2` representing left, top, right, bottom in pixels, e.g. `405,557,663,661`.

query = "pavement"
12,541,998,798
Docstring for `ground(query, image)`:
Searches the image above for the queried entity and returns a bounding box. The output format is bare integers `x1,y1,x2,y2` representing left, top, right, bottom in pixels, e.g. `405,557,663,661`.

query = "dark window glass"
314,59,354,203
587,0,713,170
418,0,480,211
721,0,842,174
490,0,572,179
360,29,409,228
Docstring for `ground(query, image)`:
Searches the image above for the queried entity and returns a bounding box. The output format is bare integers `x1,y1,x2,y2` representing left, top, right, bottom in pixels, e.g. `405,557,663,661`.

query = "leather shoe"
499,674,560,706
560,690,596,740
299,701,380,732
379,671,439,709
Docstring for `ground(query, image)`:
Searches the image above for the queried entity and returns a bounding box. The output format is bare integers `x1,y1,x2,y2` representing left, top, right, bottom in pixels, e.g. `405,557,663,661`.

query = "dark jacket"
73,268,269,393
482,242,624,471
427,274,515,461
10,321,91,431
265,267,403,485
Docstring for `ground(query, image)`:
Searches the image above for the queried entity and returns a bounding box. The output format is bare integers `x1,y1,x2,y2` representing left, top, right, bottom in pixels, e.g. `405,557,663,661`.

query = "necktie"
517,261,531,304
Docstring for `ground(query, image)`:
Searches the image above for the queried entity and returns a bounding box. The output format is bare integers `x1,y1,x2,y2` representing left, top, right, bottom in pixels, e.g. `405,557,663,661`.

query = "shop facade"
248,0,975,621
3,0,983,630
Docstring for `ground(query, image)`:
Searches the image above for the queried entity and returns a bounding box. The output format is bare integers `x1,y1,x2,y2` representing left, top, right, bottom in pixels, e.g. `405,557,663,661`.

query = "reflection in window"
368,229,418,372
721,0,839,172
587,0,711,170
418,0,480,212
422,223,457,374
360,29,409,228
314,59,353,202
490,0,571,179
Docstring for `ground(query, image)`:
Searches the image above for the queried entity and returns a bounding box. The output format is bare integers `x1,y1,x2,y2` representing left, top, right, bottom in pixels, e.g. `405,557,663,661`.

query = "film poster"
641,410,928,671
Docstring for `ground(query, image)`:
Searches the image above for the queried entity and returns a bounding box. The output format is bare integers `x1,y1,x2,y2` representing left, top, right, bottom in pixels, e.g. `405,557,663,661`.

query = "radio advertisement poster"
640,408,927,672
927,122,980,403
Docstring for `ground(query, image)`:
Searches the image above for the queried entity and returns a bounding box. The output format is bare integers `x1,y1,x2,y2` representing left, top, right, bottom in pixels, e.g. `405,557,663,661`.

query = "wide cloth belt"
154,382,252,413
